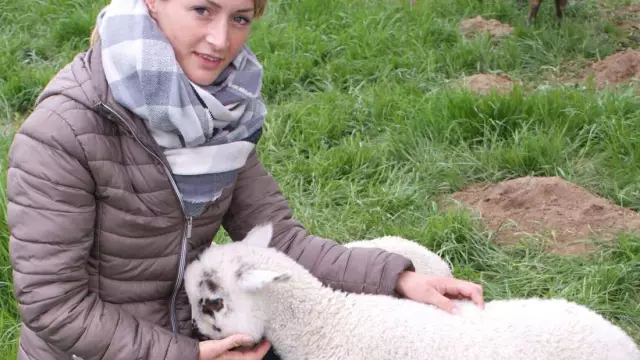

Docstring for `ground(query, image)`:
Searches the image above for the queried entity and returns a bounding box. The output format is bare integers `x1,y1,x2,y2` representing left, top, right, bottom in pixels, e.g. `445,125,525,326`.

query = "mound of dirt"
450,176,640,255
457,73,515,95
580,50,640,88
459,16,514,39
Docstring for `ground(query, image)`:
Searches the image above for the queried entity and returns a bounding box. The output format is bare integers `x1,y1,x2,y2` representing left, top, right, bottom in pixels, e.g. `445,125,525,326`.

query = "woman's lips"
195,52,222,68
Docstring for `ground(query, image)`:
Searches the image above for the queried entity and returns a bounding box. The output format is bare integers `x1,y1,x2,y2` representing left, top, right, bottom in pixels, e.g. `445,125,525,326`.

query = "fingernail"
452,307,460,315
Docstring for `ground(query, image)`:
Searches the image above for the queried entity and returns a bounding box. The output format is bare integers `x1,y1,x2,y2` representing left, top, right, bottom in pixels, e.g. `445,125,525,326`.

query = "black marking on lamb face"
192,320,217,341
197,275,220,295
202,298,224,316
192,327,210,341
205,279,218,293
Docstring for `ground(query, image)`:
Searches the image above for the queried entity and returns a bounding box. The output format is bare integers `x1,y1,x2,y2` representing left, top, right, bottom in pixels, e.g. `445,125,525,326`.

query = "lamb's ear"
238,269,291,292
242,223,273,248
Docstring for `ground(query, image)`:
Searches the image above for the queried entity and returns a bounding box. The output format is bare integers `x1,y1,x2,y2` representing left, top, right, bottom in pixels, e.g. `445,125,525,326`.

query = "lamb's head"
184,223,292,344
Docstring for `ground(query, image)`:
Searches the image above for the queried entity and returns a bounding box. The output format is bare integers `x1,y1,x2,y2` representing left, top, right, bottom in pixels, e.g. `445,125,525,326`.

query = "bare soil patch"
579,49,640,88
456,73,515,95
449,176,640,255
459,16,514,39
542,5,640,89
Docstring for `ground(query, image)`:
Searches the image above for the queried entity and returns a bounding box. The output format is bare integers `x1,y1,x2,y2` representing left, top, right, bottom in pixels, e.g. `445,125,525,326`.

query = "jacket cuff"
381,253,415,298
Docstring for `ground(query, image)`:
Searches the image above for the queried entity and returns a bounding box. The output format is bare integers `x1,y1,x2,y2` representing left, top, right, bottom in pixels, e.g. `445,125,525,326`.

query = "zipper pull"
186,217,193,239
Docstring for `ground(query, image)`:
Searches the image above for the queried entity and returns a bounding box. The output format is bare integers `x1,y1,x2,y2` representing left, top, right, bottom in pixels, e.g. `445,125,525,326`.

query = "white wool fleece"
185,224,640,360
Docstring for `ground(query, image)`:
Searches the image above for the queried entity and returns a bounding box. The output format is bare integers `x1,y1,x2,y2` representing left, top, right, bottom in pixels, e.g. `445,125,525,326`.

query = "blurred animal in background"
528,0,568,24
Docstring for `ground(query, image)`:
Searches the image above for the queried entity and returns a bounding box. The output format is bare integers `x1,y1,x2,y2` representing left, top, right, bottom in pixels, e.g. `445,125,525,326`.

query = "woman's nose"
205,19,229,51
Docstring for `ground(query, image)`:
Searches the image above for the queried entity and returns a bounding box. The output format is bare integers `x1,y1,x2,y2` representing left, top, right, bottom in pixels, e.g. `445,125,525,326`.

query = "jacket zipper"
98,103,192,335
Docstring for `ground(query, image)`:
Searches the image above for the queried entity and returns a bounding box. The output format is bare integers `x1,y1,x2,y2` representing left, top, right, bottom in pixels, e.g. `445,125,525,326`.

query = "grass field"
1,0,640,357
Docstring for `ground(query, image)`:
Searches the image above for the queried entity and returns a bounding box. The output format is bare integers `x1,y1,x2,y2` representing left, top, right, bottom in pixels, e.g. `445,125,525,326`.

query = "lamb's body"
265,287,637,359
185,225,640,360
248,250,638,360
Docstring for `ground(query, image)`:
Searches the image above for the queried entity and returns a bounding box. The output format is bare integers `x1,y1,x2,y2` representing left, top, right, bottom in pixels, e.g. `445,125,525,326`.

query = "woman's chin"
183,67,221,87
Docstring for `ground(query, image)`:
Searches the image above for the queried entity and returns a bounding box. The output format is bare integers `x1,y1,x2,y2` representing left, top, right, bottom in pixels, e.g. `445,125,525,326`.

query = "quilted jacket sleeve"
7,106,200,360
222,151,415,296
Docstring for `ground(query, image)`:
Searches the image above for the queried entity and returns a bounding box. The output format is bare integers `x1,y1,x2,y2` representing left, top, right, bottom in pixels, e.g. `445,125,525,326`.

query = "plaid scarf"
96,0,267,217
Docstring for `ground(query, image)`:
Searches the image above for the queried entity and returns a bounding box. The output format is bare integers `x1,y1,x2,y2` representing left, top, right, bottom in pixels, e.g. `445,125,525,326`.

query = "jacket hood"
36,46,103,111
35,42,169,161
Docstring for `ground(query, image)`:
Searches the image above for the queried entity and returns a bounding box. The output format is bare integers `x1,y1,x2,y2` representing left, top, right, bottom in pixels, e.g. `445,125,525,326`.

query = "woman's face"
145,0,255,86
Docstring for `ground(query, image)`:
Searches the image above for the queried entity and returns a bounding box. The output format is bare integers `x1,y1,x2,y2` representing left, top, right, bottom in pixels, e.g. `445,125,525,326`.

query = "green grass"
2,0,640,356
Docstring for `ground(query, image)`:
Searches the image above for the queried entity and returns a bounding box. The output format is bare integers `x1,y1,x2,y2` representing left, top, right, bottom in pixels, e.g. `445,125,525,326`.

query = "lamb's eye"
202,298,224,315
211,298,223,311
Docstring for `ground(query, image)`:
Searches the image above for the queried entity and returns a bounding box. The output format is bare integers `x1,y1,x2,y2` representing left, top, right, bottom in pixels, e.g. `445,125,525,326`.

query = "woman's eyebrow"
203,0,254,13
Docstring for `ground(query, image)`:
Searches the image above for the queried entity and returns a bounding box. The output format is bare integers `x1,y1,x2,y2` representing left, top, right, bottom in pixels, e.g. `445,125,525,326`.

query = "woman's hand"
395,271,484,314
199,334,272,360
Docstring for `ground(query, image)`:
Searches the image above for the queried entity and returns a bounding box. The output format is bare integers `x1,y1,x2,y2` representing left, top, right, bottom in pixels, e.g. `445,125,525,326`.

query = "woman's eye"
234,16,250,25
194,7,209,16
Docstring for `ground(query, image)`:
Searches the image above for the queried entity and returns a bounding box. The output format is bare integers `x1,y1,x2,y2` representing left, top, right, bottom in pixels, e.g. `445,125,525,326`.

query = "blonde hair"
254,0,267,18
90,25,100,46
90,0,268,46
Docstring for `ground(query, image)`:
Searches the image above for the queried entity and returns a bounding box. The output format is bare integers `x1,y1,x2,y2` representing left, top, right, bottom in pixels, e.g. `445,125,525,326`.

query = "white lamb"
184,223,640,360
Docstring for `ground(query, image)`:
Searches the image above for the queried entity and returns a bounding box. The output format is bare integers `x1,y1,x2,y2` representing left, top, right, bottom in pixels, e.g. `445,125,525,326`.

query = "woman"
6,0,484,359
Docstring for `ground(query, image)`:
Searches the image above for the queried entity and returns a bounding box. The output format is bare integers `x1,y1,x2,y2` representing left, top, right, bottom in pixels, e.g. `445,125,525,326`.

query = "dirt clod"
571,49,640,88
457,73,515,95
459,16,514,39
450,176,640,255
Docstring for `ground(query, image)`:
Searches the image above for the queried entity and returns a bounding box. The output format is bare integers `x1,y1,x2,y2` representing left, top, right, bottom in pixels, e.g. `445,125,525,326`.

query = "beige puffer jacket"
7,43,414,360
